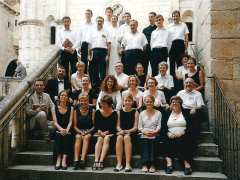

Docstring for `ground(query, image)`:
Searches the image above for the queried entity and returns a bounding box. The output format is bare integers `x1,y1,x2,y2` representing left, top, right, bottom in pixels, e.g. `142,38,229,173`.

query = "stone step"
24,140,218,157
7,165,227,180
14,152,223,173
198,131,214,143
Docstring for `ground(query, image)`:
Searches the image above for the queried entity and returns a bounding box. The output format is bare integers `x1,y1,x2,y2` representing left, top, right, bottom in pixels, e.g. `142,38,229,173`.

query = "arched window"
50,26,56,44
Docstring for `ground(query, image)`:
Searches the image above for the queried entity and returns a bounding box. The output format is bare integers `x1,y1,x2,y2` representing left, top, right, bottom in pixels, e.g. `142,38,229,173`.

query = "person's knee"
124,135,131,142
75,134,83,140
36,111,47,120
117,135,123,142
103,136,110,143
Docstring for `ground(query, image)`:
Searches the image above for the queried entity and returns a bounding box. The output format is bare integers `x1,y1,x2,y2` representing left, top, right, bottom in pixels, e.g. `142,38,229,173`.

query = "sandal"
142,166,148,173
98,162,104,171
92,161,98,170
149,166,156,173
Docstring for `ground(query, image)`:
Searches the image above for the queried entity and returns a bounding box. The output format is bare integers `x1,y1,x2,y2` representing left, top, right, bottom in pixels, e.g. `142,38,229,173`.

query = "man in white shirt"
168,10,189,77
121,20,148,75
150,14,170,76
114,62,129,91
88,16,111,89
80,9,94,73
104,7,113,31
57,16,78,76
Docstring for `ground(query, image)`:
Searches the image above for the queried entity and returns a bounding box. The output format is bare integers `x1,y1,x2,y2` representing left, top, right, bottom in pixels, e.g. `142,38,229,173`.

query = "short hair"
100,95,113,107
96,16,104,21
85,9,93,16
124,12,131,17
188,57,197,65
114,61,123,67
78,93,89,100
62,16,71,21
159,61,168,69
128,75,140,86
170,96,183,106
34,78,44,85
112,15,118,21
146,77,158,87
130,19,138,25
172,10,180,17
184,77,195,84
149,12,157,16
101,75,119,92
144,95,155,104
76,61,85,68
155,14,164,21
122,93,134,102
105,7,113,13
182,54,190,60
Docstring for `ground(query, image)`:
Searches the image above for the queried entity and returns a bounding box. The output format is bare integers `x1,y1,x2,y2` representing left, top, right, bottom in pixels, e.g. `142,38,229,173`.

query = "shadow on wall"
5,59,17,77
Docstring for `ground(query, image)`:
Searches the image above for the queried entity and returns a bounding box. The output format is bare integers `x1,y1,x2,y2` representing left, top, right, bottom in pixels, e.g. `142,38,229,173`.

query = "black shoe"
55,165,61,170
98,162,104,171
184,167,192,175
92,162,98,171
73,161,79,170
62,165,68,170
165,166,173,174
79,160,86,169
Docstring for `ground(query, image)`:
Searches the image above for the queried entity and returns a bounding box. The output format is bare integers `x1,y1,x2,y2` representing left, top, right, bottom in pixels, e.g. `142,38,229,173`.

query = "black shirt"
143,24,157,44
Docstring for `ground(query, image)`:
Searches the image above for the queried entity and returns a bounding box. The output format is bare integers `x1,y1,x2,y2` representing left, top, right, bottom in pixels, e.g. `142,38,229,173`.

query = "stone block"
211,60,233,80
211,39,240,58
221,80,240,98
211,0,240,11
211,10,240,38
233,58,240,80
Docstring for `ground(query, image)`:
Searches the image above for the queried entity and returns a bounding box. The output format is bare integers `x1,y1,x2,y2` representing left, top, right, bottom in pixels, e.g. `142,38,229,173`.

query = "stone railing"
0,48,59,170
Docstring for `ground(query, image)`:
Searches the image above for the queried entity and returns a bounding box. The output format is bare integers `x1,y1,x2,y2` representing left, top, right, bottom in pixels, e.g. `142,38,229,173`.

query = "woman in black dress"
135,63,149,89
114,94,139,172
92,95,118,170
52,90,73,170
73,94,95,169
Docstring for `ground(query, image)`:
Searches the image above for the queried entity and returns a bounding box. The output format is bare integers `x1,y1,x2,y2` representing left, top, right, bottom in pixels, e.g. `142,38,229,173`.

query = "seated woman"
163,96,193,175
52,90,73,170
143,77,168,111
177,78,205,143
138,95,162,173
93,95,118,170
114,94,139,172
73,94,95,170
122,75,143,109
135,63,149,90
96,75,122,110
71,61,88,101
185,57,205,95
154,62,174,103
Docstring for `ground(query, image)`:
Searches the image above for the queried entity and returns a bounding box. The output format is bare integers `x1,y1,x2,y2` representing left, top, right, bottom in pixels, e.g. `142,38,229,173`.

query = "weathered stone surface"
221,80,240,98
211,0,240,11
233,58,240,80
211,60,233,79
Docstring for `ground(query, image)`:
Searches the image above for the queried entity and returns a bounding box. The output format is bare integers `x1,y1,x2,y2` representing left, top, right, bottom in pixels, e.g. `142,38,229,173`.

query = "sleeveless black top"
95,110,117,134
119,109,136,130
185,70,200,86
55,105,72,129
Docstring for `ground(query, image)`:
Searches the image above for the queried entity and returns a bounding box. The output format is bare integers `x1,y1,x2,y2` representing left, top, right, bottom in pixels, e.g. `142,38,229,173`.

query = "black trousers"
169,39,185,77
150,47,168,77
81,42,89,73
144,44,151,75
89,48,107,89
140,138,156,166
124,49,145,75
59,50,78,75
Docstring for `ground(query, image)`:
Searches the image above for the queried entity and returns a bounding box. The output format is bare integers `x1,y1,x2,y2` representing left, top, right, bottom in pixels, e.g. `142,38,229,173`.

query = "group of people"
25,7,206,176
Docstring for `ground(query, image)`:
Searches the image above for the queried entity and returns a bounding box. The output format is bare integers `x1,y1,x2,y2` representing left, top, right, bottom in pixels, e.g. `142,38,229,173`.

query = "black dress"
119,109,136,131
136,73,147,89
75,105,94,133
54,105,73,156
94,110,117,134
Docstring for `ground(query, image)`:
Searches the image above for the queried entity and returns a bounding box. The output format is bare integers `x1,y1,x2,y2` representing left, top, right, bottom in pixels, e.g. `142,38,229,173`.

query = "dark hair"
188,57,197,65
124,12,131,17
146,77,158,87
172,10,180,17
170,96,183,106
105,7,113,13
182,54,190,60
149,12,157,16
62,16,71,21
112,15,118,21
34,78,44,85
100,95,113,107
101,75,119,93
85,9,93,16
155,14,164,21
96,16,104,21
57,90,70,105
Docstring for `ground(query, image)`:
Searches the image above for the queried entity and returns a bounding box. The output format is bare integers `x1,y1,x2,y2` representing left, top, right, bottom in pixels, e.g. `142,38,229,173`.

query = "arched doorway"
5,59,17,77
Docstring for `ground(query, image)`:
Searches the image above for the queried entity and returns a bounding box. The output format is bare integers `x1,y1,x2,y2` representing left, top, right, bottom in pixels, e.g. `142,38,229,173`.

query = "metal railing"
212,75,240,180
0,48,59,170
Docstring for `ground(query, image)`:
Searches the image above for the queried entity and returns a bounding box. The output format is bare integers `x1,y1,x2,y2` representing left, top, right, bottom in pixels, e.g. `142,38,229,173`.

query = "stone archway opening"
5,59,17,77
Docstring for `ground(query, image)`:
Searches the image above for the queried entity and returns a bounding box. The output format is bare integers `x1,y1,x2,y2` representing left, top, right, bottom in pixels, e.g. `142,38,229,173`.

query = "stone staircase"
6,131,227,180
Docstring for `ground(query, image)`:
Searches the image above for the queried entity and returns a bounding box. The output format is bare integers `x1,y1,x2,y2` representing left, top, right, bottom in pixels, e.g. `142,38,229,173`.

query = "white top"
58,79,65,94
80,22,94,43
143,90,166,107
88,27,111,49
167,112,186,135
150,27,170,49
118,23,130,44
176,66,188,79
122,31,148,50
96,90,122,110
168,22,189,42
56,28,79,50
177,89,204,109
114,73,129,89
104,20,112,31
155,74,174,89
138,110,162,139
71,72,83,91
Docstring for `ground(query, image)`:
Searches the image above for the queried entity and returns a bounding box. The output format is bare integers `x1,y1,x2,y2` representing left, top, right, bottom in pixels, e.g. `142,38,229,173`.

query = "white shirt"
71,73,83,91
104,20,112,31
89,27,111,49
122,31,148,50
176,66,188,79
167,112,186,135
114,73,129,89
80,22,94,43
150,27,170,49
177,89,204,109
122,89,143,106
168,22,189,42
118,23,130,43
155,74,174,89
56,28,78,50
143,90,166,107
58,79,64,94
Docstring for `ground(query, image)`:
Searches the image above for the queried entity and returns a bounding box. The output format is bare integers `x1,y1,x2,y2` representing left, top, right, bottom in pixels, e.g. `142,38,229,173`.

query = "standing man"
88,16,111,89
142,12,157,75
150,14,170,76
57,16,78,76
104,7,113,31
168,10,189,77
80,9,94,74
121,20,148,75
